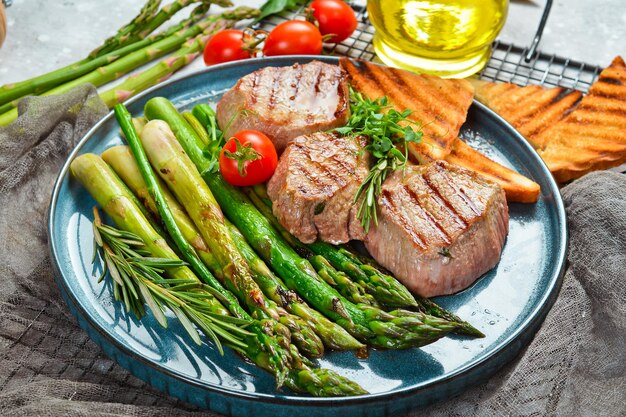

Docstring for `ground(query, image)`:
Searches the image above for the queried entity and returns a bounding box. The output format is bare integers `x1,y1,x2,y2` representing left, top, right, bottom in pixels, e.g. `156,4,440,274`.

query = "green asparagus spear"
337,244,485,338
72,153,365,395
90,0,231,59
183,111,211,145
88,0,162,59
243,187,382,308
144,97,462,349
227,222,364,351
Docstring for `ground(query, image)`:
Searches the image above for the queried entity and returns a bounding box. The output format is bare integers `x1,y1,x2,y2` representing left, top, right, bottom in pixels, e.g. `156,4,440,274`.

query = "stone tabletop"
0,0,625,87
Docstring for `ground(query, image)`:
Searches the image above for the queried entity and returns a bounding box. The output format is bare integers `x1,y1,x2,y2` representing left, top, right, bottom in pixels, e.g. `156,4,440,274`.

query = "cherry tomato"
219,130,278,186
263,20,323,56
203,29,252,66
310,0,358,43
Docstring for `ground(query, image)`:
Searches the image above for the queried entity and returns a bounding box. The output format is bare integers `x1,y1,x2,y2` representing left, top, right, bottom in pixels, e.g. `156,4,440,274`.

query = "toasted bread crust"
470,56,626,184
535,56,626,183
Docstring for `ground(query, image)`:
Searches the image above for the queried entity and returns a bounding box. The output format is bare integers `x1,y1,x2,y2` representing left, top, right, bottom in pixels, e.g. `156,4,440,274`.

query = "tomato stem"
224,138,262,176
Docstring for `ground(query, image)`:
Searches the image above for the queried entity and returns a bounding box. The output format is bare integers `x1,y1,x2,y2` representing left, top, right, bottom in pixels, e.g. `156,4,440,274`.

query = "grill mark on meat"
267,71,281,111
422,175,469,228
431,163,481,217
293,153,337,192
314,65,324,94
250,72,260,105
300,144,349,188
289,65,304,102
380,189,427,249
403,184,452,244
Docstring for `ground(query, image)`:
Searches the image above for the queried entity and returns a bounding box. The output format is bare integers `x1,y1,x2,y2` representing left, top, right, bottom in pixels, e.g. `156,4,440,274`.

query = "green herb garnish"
92,208,250,354
336,88,423,232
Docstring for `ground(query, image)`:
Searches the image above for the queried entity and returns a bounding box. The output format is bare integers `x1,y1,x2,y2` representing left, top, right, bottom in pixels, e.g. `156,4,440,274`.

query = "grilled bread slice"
340,58,474,161
469,56,626,183
533,56,626,182
341,57,540,203
469,79,583,143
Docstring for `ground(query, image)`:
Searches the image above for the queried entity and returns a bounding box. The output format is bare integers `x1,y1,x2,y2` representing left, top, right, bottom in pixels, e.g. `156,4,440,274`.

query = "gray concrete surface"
0,0,624,85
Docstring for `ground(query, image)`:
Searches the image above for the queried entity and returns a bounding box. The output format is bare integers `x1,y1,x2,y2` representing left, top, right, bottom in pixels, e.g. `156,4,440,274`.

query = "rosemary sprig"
91,207,252,354
335,89,423,232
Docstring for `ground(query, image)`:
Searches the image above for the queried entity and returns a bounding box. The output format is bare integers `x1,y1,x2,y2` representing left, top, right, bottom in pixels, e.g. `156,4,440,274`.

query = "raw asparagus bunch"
71,152,366,396
0,2,212,111
144,97,462,349
103,144,363,352
88,0,163,59
0,6,259,127
89,0,230,58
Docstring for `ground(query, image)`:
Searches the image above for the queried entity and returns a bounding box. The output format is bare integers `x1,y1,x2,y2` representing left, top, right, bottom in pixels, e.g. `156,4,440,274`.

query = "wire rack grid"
257,1,603,93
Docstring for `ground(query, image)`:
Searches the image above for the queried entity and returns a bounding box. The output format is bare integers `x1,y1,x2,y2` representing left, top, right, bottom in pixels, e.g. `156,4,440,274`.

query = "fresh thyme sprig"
335,88,423,232
91,208,251,354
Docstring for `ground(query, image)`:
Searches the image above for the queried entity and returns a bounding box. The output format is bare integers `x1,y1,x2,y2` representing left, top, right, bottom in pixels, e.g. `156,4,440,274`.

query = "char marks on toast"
340,58,474,161
469,79,583,142
473,56,626,183
534,56,626,182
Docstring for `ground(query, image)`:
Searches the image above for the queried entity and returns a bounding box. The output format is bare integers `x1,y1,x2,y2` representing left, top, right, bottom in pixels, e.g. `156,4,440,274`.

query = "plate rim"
47,55,568,408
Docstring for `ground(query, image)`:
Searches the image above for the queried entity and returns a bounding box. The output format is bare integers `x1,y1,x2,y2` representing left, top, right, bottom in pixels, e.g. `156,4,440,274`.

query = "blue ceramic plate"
48,56,567,417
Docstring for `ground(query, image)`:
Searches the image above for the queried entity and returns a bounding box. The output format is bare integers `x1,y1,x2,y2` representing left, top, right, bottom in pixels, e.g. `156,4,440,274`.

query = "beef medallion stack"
217,60,518,298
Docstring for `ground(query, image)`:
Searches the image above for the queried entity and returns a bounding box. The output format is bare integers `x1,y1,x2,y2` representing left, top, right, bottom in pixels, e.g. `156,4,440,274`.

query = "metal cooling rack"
257,1,603,93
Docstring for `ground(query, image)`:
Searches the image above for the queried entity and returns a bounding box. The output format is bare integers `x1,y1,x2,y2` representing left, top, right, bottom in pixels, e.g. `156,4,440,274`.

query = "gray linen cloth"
0,86,623,416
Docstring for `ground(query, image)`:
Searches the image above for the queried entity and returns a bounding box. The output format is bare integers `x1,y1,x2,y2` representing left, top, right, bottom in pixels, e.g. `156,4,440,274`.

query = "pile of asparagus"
70,97,484,396
0,0,259,126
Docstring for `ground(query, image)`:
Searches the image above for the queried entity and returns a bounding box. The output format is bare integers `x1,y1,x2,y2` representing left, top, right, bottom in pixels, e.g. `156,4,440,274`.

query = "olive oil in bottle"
367,0,508,78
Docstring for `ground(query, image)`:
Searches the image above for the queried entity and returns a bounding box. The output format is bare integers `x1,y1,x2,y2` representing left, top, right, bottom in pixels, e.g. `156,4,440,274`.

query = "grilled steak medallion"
216,60,350,155
365,161,509,298
267,132,369,244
